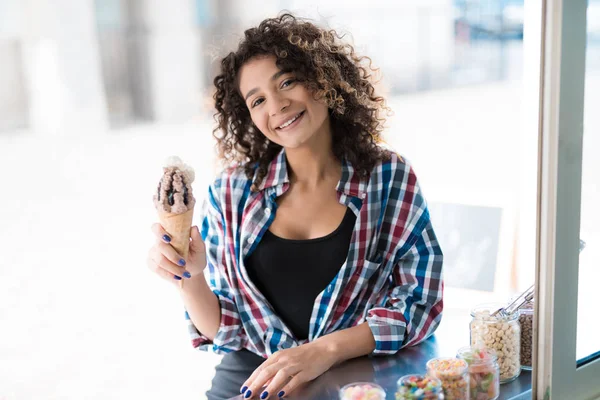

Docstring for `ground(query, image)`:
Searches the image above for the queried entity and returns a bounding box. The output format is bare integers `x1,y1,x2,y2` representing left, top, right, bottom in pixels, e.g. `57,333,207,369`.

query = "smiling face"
238,55,331,150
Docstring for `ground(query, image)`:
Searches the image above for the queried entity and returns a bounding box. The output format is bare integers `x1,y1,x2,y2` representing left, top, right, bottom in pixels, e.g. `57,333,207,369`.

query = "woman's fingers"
276,373,306,398
244,364,295,399
156,240,188,268
241,361,270,397
151,222,174,244
189,225,206,255
147,247,188,280
146,250,180,281
260,369,294,399
153,261,182,282
147,223,197,283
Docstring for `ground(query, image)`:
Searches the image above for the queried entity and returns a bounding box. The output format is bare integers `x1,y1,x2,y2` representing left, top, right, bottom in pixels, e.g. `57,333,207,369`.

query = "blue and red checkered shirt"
188,148,444,357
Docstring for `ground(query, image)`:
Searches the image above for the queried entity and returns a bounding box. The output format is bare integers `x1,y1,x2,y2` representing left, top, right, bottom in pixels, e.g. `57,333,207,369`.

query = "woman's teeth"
278,112,302,129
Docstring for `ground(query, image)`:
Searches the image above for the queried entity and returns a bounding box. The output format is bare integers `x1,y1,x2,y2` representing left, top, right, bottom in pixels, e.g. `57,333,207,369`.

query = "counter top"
227,310,531,399
228,334,531,399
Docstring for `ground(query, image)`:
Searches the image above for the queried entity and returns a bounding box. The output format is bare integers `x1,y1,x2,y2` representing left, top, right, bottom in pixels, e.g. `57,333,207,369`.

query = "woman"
146,14,444,400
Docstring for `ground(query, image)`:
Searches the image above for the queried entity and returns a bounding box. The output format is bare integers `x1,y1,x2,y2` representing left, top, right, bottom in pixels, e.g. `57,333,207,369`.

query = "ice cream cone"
154,156,196,288
158,208,194,287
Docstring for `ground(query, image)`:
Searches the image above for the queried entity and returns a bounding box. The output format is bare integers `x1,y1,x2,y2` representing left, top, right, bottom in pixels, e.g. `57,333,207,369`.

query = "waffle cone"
158,208,194,259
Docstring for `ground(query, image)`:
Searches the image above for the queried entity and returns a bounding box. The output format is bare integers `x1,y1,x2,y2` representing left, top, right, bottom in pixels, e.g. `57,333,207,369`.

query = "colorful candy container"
426,357,469,400
396,374,444,399
340,382,387,400
457,346,500,400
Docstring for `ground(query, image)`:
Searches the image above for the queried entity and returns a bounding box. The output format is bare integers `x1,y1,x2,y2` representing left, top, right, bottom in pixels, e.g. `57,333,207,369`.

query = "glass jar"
339,382,386,400
396,374,444,399
470,303,521,383
518,301,534,370
426,357,469,400
457,346,500,400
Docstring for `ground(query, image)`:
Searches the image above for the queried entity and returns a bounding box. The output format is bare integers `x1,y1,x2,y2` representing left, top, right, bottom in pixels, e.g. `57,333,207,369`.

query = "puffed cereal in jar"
426,357,469,400
396,374,444,399
457,346,500,400
470,303,521,383
518,301,534,370
339,382,386,400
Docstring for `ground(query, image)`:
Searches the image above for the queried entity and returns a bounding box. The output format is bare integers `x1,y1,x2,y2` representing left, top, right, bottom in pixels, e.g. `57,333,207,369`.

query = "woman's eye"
251,98,264,108
281,79,296,88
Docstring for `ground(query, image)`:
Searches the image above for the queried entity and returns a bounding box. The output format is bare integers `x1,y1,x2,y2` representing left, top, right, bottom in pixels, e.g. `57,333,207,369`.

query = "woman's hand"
146,224,206,283
240,341,337,399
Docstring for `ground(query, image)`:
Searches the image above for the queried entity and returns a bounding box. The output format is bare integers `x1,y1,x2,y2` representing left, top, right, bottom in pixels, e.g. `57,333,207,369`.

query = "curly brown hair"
212,13,390,190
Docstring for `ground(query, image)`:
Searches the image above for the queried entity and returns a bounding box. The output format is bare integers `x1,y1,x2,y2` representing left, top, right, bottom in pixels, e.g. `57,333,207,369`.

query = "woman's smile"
275,110,305,131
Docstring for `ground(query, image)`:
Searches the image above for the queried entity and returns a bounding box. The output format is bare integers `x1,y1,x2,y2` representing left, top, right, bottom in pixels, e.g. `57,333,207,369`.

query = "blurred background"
0,0,598,398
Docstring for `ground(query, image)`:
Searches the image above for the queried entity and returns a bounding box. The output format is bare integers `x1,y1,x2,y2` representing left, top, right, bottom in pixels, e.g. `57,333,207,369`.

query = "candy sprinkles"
396,375,443,399
426,358,470,400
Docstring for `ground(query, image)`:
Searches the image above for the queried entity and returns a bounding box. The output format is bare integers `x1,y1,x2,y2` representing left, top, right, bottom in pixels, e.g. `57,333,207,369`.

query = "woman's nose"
270,95,290,116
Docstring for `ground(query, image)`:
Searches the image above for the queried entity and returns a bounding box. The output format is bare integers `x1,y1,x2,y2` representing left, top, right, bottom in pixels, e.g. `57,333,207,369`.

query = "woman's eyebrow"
244,70,289,101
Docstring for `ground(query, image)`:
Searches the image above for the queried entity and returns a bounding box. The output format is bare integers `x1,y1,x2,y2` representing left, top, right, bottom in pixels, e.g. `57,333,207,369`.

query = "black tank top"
244,208,356,340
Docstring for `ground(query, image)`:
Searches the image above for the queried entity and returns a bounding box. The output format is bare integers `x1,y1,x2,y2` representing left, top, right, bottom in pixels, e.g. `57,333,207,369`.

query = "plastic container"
426,357,469,400
339,382,386,400
470,303,521,383
518,301,534,370
395,374,444,399
457,346,500,400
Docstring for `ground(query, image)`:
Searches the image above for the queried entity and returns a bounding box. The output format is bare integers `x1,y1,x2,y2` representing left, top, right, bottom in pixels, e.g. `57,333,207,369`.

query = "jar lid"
339,382,386,400
521,299,534,309
470,303,518,321
396,374,442,398
456,346,498,365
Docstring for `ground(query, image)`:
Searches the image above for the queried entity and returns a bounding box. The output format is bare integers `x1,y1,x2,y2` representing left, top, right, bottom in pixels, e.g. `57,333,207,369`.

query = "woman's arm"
239,323,375,399
183,184,248,353
178,264,221,341
148,222,223,343
366,214,444,354
312,322,375,365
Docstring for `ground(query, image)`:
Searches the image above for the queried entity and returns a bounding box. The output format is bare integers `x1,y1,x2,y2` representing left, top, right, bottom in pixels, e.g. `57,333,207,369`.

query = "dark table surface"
227,334,531,399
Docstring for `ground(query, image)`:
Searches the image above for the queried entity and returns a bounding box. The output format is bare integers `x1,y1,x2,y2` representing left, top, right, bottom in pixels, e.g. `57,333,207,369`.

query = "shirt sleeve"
186,184,247,354
365,161,444,355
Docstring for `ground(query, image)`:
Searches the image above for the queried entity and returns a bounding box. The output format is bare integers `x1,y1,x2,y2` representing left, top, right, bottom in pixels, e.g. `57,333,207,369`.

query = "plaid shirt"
188,148,444,357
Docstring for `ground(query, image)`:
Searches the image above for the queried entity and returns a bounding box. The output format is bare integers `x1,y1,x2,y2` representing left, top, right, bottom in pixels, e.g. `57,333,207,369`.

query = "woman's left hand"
240,341,337,399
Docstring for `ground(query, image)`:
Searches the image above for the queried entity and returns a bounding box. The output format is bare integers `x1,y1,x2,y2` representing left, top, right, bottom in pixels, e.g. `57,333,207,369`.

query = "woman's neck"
284,127,340,190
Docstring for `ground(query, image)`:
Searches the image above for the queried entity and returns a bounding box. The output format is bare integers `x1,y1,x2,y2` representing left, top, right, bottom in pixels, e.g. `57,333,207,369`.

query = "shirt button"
360,193,367,199
248,237,254,244
265,207,271,215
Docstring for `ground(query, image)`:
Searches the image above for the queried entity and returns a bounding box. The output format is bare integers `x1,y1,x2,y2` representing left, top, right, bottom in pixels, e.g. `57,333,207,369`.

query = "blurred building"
0,0,531,134
0,0,206,134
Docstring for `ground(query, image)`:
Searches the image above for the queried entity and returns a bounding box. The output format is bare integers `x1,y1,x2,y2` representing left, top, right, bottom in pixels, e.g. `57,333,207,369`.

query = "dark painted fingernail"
178,259,186,266
174,275,182,280
183,271,191,279
260,391,268,399
240,386,248,394
244,389,252,398
278,391,285,398
162,234,171,243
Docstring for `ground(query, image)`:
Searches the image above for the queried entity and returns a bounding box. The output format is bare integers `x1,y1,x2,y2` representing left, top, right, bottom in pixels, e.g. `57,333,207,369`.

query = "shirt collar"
255,147,369,199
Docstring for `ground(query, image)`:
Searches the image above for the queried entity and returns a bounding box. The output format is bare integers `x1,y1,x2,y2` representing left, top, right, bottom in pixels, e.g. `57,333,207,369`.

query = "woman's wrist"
176,272,221,340
177,272,208,293
311,323,376,366
312,334,342,365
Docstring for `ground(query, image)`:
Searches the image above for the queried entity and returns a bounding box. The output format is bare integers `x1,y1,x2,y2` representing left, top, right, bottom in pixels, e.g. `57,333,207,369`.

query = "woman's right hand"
146,224,207,283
